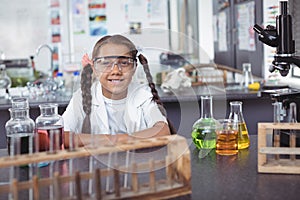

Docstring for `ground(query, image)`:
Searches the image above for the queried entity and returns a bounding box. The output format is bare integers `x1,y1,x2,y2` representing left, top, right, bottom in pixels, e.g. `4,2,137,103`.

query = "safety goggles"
93,56,136,73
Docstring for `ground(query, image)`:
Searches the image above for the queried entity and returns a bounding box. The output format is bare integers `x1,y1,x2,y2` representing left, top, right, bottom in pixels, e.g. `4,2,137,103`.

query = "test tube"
273,102,284,160
124,150,130,188
68,129,78,197
288,102,297,161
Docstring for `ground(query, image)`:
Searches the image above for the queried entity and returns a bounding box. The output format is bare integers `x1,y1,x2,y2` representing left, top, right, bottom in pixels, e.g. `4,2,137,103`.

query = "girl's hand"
82,53,93,67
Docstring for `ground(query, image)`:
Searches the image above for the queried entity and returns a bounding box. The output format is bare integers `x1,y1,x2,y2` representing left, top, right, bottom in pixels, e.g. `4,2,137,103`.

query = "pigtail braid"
81,64,93,133
138,54,177,135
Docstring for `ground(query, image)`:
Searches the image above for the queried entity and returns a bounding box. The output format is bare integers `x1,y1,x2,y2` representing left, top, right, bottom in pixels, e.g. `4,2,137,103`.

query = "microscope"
254,0,300,147
253,0,300,77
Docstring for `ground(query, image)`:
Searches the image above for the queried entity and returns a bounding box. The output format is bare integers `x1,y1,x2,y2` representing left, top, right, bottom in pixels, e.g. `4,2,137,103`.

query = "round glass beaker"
191,96,219,149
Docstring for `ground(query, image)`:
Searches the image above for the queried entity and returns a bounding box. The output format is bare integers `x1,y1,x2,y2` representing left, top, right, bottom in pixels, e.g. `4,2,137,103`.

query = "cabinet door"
234,0,263,77
213,0,235,69
213,0,263,77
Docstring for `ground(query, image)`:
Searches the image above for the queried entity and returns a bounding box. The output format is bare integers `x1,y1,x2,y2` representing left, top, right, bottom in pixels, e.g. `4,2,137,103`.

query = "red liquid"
37,125,64,152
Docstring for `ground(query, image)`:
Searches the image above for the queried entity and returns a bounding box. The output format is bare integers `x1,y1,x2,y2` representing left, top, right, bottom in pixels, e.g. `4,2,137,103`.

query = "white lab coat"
62,81,167,134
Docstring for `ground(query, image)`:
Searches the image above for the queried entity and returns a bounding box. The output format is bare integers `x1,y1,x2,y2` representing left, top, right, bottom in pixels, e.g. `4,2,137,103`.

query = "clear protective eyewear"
93,56,136,73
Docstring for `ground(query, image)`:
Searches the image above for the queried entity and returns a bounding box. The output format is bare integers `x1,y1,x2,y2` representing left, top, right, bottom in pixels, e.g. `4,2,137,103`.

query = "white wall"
0,0,50,72
0,0,170,76
0,0,49,58
198,0,214,63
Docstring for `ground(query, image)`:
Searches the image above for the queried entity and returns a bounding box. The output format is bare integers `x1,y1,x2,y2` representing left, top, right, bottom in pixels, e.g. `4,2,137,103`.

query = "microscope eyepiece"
253,24,278,47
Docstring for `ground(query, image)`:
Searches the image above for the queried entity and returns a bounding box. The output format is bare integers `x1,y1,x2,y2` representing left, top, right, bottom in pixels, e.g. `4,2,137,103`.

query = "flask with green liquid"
191,96,219,149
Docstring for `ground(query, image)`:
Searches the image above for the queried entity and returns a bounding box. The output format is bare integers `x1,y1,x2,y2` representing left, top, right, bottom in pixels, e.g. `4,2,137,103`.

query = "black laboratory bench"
0,85,275,149
157,85,274,139
189,135,300,200
0,135,299,200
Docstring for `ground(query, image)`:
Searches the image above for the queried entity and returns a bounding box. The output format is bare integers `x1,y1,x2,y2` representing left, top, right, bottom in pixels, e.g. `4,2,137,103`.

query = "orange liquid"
216,130,238,155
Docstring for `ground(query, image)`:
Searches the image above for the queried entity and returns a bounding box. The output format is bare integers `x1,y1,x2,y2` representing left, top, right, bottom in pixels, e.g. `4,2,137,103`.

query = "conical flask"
228,101,250,149
191,96,219,149
241,63,254,88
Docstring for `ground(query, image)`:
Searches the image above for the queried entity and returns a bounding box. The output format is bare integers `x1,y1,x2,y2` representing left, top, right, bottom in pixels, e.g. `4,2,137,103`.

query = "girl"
63,34,176,147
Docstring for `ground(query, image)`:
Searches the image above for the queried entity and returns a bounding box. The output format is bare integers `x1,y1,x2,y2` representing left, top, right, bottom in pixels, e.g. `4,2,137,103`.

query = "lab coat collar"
91,81,153,134
91,81,151,107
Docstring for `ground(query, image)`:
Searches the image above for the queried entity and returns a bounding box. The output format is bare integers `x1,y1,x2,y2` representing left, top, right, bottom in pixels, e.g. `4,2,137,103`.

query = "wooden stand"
257,123,300,174
0,135,191,199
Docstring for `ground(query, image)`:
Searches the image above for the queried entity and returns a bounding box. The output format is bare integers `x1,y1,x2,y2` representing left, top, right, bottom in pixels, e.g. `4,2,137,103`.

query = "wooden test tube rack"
0,135,191,200
258,123,300,174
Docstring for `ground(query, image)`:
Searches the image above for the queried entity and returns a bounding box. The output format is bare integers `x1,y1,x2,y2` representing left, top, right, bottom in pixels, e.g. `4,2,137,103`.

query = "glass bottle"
35,103,64,153
228,101,250,149
191,96,219,149
11,97,29,109
55,72,65,89
5,107,35,156
72,71,81,93
55,72,65,96
0,64,11,90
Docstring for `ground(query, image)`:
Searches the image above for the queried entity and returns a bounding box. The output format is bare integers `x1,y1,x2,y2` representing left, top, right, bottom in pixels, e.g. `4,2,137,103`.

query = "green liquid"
192,128,216,149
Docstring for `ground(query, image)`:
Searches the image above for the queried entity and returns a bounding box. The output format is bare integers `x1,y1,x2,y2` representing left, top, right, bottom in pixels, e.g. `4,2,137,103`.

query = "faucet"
36,44,54,77
35,44,58,98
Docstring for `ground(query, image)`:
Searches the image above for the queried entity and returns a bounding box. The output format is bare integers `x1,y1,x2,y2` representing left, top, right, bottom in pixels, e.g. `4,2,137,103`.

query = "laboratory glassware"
228,101,250,149
35,103,64,153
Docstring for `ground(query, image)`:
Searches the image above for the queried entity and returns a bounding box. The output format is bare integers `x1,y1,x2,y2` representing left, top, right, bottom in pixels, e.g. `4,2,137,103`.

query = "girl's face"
94,43,136,100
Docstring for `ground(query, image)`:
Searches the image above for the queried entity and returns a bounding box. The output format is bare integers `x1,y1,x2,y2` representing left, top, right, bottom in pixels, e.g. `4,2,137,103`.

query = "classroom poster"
50,0,62,73
50,4,61,43
218,11,228,52
88,0,107,36
72,0,86,35
237,1,255,51
262,0,279,79
148,0,167,26
124,0,167,34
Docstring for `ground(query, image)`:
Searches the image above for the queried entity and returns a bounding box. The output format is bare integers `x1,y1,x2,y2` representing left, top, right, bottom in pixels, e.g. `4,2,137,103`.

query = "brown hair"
81,34,176,135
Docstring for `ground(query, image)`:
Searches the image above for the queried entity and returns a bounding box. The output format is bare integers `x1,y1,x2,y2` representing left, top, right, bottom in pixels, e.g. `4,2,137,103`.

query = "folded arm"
64,121,170,148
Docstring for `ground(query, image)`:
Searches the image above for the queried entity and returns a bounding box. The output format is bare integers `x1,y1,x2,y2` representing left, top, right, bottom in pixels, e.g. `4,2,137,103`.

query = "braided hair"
80,64,93,133
81,36,111,133
137,54,177,135
81,34,176,135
